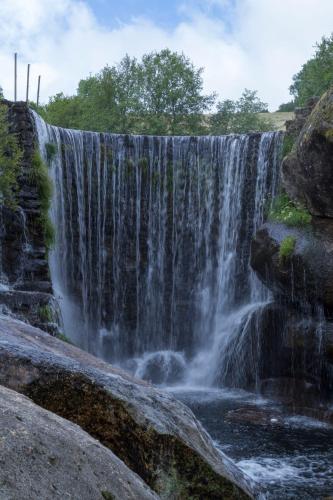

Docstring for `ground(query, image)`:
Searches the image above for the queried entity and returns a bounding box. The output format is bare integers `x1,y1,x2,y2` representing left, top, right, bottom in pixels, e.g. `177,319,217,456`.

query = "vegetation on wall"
282,135,295,158
30,151,55,248
269,193,312,227
279,235,296,262
0,104,22,207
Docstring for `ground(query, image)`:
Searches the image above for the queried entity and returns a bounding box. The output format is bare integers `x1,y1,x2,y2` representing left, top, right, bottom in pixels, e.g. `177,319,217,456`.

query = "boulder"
250,221,333,312
0,384,157,500
0,315,255,499
282,87,333,217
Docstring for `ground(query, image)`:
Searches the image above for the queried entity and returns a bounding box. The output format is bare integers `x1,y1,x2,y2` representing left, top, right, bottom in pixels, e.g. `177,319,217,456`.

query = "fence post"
37,75,41,108
26,63,30,103
14,53,17,102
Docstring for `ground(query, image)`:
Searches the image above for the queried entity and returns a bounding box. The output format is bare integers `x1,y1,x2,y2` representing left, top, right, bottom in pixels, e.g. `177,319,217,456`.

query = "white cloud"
0,0,332,109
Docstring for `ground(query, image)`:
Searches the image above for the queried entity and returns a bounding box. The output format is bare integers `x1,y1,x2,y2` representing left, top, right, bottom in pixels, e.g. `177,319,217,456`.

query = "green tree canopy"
290,34,333,105
42,50,215,135
210,89,274,135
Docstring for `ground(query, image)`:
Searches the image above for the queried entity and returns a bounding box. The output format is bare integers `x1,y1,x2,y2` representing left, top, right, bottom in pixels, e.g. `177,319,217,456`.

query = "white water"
33,110,283,388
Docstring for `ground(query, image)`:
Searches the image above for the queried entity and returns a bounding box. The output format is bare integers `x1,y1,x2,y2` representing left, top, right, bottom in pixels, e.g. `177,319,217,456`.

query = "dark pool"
169,387,333,499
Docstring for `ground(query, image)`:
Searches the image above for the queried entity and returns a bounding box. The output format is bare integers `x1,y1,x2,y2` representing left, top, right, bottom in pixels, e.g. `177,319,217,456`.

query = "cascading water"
33,111,283,388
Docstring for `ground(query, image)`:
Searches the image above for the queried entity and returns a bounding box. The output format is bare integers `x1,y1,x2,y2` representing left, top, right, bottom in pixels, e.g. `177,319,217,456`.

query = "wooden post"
14,53,17,102
26,64,30,103
37,75,41,108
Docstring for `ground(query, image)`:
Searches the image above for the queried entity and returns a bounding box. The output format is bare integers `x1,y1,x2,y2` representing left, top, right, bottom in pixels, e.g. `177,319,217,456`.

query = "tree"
277,101,295,112
210,89,274,135
140,49,215,135
38,93,82,129
290,34,333,105
43,50,215,135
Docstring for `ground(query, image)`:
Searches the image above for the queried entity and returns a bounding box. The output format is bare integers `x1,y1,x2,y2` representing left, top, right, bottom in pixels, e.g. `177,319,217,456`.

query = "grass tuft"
279,235,296,262
269,193,311,227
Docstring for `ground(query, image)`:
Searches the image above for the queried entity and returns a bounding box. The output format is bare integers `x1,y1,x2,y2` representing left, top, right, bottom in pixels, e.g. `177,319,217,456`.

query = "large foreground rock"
0,315,255,499
282,87,333,217
0,385,157,500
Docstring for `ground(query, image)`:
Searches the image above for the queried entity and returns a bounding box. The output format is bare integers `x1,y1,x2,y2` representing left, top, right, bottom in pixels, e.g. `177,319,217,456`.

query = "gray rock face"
0,315,255,499
250,221,333,312
0,289,61,335
0,384,157,500
282,88,333,217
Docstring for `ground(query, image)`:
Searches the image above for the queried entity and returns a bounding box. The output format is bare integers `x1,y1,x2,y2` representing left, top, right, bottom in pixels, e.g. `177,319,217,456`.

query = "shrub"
0,104,22,207
279,236,296,262
269,193,311,227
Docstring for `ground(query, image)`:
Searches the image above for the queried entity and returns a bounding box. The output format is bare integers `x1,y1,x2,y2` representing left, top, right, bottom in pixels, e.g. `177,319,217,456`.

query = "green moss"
125,158,134,178
45,142,57,163
0,104,22,207
152,170,160,187
57,333,72,344
167,163,173,192
282,135,295,157
138,157,148,175
101,492,114,500
279,236,296,262
269,193,311,227
30,151,55,249
38,305,53,322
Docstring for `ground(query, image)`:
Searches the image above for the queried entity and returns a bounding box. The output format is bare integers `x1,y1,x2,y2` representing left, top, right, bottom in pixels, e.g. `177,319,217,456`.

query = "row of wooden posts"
14,53,41,106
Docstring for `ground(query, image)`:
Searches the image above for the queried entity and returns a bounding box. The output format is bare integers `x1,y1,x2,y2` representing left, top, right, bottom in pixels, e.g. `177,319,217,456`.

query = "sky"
0,0,333,110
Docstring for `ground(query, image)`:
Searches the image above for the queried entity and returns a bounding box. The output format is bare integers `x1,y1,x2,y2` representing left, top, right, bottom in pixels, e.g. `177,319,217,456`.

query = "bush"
269,193,311,227
0,104,22,207
279,236,296,262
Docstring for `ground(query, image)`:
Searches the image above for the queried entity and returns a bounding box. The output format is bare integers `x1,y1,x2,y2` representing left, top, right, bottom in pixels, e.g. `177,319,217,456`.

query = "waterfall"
33,111,283,387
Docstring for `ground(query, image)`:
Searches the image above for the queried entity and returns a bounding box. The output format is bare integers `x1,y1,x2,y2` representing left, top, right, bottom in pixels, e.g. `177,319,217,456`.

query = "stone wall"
0,101,60,334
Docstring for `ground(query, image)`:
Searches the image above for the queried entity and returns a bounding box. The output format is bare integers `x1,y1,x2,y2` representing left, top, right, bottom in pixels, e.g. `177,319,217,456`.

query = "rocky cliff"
251,89,333,412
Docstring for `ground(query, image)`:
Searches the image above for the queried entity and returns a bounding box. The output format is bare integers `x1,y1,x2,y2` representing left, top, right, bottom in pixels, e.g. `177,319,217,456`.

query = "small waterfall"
33,111,283,387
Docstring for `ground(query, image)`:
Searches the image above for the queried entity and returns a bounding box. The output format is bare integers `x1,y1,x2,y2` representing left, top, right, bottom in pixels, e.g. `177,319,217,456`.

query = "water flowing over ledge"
33,111,283,388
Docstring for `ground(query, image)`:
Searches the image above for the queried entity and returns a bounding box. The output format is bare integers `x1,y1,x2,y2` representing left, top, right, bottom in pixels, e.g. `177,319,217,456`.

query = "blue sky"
86,0,235,31
0,0,332,109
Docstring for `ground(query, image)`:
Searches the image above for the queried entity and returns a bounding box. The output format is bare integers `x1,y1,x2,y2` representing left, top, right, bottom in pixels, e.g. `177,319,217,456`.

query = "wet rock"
13,280,53,293
250,221,333,312
0,384,157,500
0,315,255,499
0,290,61,335
225,407,283,426
135,351,186,385
282,87,333,217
